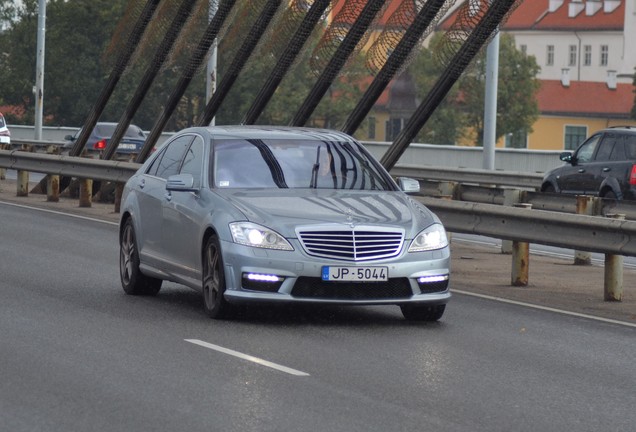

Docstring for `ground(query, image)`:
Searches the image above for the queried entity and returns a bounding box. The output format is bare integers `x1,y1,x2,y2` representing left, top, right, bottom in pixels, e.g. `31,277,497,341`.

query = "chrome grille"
296,227,404,261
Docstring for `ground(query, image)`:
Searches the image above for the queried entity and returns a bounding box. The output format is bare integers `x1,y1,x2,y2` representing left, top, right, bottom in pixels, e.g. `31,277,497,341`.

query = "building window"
568,45,577,67
583,45,592,66
600,45,609,66
564,125,587,150
546,45,554,66
367,117,376,140
505,130,527,149
385,118,403,141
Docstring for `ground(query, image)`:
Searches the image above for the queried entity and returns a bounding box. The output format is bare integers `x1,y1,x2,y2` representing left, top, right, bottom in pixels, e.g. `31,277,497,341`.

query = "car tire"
202,235,235,319
400,304,446,322
543,184,555,193
120,219,162,296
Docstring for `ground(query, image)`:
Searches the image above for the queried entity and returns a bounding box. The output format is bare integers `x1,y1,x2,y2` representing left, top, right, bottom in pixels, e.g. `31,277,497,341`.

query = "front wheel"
202,235,235,319
400,304,446,322
120,219,162,296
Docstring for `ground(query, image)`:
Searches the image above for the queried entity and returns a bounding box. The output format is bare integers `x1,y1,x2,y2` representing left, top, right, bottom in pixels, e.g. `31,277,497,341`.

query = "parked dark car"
541,126,636,200
63,122,146,159
119,126,451,321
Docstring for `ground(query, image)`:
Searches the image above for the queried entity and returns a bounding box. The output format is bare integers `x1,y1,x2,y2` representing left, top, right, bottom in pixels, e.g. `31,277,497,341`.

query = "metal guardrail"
417,197,636,257
8,139,67,149
0,149,138,183
392,164,543,189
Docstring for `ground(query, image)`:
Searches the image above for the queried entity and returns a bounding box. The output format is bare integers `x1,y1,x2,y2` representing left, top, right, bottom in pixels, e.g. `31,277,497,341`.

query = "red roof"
439,0,624,31
535,0,624,30
537,80,635,117
330,0,416,27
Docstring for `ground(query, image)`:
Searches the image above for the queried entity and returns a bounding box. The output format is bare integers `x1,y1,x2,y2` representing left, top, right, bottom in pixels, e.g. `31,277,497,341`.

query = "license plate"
118,144,136,150
321,266,388,282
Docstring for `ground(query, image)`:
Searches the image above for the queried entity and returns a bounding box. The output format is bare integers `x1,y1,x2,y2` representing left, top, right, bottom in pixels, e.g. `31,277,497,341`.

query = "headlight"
408,224,448,252
229,222,293,251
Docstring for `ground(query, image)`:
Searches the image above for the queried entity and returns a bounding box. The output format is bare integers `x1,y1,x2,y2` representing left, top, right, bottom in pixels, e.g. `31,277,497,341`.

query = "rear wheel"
202,235,235,319
400,304,446,322
120,219,162,295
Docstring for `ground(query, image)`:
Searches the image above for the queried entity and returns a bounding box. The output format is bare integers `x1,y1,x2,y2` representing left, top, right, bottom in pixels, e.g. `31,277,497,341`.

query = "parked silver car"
0,113,10,145
119,126,451,321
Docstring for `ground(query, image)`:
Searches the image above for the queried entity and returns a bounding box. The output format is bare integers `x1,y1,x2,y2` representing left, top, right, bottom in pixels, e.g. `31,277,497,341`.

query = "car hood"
216,189,438,238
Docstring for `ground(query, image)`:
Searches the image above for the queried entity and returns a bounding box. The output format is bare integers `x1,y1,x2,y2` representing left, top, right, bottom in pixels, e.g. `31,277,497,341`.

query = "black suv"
541,126,636,200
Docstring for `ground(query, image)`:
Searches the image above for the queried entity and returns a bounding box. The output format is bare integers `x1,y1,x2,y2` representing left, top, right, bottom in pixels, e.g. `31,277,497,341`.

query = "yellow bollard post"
47,175,60,202
511,203,532,286
79,178,93,208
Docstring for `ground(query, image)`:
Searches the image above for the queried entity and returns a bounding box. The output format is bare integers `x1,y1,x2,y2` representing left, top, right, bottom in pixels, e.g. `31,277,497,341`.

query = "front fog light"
242,273,285,292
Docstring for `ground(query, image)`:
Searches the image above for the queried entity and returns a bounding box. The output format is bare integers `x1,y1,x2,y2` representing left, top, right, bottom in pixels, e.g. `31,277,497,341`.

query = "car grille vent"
418,279,449,294
296,227,405,262
291,277,412,300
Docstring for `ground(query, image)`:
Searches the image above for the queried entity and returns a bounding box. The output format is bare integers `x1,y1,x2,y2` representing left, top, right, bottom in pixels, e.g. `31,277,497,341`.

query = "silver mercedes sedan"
119,126,451,321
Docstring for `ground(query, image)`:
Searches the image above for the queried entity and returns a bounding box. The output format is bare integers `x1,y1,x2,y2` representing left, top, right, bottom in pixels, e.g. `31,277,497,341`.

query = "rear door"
136,135,192,265
585,132,618,194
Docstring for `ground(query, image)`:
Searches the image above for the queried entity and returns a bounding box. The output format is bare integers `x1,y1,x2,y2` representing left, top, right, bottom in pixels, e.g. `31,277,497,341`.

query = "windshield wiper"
309,146,321,188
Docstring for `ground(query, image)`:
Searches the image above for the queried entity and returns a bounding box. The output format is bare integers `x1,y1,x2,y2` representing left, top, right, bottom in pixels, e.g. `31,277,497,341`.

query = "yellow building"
523,80,636,151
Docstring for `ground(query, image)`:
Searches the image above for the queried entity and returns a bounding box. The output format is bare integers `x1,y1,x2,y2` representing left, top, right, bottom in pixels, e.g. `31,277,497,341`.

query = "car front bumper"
220,239,451,306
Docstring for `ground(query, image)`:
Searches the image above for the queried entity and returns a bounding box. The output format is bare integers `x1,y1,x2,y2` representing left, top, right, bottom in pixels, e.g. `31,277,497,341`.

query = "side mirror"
396,177,420,194
64,134,75,141
166,173,197,192
559,152,573,163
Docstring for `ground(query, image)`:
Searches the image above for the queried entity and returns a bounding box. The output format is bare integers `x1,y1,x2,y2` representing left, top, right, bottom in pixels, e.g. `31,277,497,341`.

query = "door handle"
602,167,611,172
577,169,585,173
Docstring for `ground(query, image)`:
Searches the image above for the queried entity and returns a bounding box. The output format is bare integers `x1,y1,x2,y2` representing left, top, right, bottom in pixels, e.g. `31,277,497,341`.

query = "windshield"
213,138,395,191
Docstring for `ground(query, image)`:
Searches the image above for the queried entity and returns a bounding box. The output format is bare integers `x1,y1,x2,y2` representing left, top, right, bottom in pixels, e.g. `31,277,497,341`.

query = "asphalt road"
1,202,635,432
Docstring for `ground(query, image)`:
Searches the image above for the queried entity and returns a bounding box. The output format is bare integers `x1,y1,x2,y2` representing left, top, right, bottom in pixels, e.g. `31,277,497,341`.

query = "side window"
575,135,601,163
146,147,166,176
608,139,626,161
625,135,636,159
179,136,204,188
155,136,193,180
593,135,615,162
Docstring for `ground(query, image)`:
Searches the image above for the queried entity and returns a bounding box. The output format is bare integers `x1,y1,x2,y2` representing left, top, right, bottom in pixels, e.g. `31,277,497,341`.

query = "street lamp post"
34,0,46,140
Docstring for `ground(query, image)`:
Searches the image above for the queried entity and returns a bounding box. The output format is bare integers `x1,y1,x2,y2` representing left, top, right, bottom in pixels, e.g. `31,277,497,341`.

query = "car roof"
177,125,358,143
604,126,636,134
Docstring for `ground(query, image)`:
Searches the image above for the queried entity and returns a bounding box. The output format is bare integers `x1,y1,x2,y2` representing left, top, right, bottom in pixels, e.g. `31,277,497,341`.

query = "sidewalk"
1,177,634,325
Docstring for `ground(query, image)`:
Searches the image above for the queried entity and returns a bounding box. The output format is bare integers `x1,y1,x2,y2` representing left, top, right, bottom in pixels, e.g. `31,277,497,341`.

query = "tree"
458,33,540,146
409,32,464,145
0,0,363,131
0,0,128,126
407,32,540,146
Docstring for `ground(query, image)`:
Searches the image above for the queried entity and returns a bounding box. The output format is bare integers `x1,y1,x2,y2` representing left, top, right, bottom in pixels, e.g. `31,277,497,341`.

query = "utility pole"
482,22,500,170
206,0,219,125
34,0,46,140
